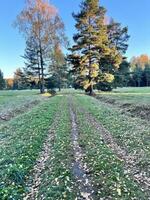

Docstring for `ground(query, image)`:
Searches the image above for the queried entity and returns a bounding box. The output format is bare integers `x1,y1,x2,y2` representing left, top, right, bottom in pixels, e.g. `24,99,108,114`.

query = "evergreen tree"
69,0,122,95
49,44,67,91
13,68,29,90
0,69,5,90
23,36,42,89
108,19,130,55
97,19,129,90
133,66,143,87
143,64,150,86
113,60,130,88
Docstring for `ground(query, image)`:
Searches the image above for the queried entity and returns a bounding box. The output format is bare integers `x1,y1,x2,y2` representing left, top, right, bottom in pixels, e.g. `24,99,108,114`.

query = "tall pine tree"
49,43,67,91
23,36,42,89
69,0,122,95
0,69,5,90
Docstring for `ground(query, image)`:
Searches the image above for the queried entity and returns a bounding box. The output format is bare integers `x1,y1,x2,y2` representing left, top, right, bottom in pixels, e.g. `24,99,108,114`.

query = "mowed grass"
114,87,150,93
73,92,150,199
0,95,63,199
75,95,150,168
74,102,147,199
96,87,150,105
0,90,44,123
38,96,77,199
0,88,150,199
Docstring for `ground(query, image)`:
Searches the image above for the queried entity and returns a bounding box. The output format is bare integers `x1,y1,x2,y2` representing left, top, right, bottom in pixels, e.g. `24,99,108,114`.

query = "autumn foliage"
15,0,66,93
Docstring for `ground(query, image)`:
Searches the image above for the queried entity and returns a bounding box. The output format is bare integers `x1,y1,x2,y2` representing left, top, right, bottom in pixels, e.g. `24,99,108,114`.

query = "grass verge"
0,90,44,123
75,101,148,199
37,97,77,199
75,95,150,175
0,96,63,199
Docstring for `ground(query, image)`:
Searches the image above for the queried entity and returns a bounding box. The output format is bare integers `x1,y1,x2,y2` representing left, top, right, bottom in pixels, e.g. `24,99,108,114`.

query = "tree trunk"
39,45,45,94
58,76,61,92
89,84,94,95
38,64,41,90
146,77,149,87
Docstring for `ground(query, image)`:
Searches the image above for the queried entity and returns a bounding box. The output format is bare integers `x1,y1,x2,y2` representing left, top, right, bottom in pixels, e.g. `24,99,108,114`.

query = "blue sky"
0,0,150,78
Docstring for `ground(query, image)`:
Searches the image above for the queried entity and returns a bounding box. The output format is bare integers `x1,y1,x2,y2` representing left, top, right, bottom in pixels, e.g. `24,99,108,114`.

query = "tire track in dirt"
74,100,150,197
23,99,64,200
68,96,95,200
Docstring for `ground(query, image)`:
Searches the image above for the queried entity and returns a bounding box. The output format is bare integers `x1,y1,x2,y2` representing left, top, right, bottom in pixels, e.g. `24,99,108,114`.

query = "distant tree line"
1,54,150,91
0,69,5,90
102,54,150,90
128,55,150,87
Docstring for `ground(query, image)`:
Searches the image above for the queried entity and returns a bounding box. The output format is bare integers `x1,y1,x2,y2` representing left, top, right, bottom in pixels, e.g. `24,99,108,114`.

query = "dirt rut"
69,97,95,200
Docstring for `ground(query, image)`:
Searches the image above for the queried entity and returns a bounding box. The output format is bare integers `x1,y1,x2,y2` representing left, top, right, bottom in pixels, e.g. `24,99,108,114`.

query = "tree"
0,69,5,90
107,19,130,55
5,78,14,90
68,0,122,95
15,0,66,93
23,36,41,89
13,68,29,90
49,43,67,91
113,60,130,88
97,18,130,91
143,64,150,86
133,66,143,87
130,54,150,70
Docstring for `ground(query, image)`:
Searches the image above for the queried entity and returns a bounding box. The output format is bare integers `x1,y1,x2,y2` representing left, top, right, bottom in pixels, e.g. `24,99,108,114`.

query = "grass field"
96,87,150,121
0,90,44,124
0,88,149,199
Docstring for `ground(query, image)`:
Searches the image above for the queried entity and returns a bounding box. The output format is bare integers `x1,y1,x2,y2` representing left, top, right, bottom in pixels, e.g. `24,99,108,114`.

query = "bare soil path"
69,97,95,200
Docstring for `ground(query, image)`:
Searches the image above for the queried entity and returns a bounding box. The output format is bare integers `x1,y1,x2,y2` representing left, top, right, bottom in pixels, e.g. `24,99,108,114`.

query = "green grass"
113,87,150,93
75,103,148,199
0,89,39,96
75,95,150,176
1,89,150,199
38,97,77,199
0,90,44,124
96,92,150,105
0,95,63,199
96,87,150,105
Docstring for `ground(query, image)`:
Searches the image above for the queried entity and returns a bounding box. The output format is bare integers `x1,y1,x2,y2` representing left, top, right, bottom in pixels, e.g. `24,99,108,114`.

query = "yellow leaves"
91,63,99,78
41,92,52,97
114,53,122,68
83,80,91,90
83,79,97,90
81,69,89,76
91,71,98,78
117,187,122,196
91,63,99,70
80,55,88,65
15,0,59,38
34,0,57,18
103,73,114,83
